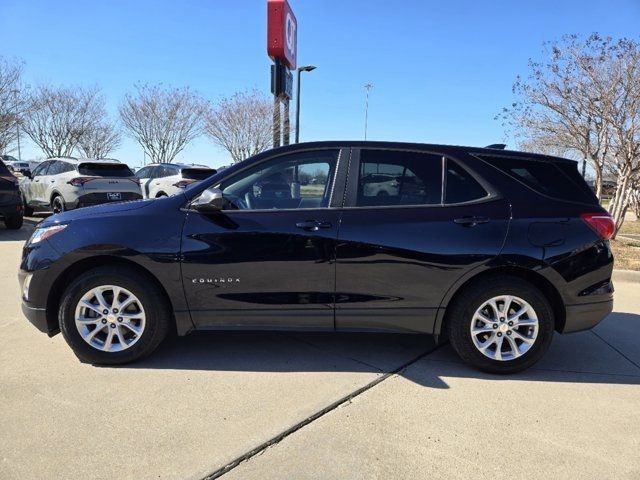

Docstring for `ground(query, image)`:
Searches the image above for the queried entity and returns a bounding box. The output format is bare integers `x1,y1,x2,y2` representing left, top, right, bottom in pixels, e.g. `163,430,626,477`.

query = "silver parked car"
20,158,142,215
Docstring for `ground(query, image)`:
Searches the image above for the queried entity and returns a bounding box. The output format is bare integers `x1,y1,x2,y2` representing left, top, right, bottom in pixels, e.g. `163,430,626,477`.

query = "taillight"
173,179,195,188
67,177,94,186
128,178,141,185
0,175,17,184
580,213,615,240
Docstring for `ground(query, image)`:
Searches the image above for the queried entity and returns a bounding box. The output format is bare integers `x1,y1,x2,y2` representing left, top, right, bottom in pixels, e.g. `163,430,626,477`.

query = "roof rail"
485,144,507,150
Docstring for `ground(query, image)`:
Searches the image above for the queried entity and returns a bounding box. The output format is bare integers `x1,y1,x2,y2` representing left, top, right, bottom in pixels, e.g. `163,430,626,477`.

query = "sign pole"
283,97,290,146
273,94,281,148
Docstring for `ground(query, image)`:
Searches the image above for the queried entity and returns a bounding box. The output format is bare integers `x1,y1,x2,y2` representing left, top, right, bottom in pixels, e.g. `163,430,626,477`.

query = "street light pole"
364,84,373,140
295,65,316,143
11,89,21,160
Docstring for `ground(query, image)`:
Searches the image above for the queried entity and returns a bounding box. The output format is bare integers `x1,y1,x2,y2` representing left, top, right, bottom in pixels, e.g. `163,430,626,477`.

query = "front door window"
218,150,339,210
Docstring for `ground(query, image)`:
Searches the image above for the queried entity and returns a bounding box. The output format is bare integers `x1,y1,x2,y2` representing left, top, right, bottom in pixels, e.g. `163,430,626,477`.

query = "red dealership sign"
267,0,297,70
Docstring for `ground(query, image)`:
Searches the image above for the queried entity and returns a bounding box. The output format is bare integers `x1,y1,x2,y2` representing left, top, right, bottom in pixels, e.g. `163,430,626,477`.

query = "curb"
613,269,640,283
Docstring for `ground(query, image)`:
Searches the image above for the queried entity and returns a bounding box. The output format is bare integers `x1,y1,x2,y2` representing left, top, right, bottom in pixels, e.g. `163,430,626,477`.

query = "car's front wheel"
59,266,171,364
446,277,554,374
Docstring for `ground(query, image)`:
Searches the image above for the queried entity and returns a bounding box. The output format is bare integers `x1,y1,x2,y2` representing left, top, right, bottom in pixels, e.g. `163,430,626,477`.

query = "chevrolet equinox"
19,142,615,373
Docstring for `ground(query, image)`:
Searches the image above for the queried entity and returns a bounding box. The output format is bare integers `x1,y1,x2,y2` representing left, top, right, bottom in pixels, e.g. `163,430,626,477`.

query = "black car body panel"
19,141,614,340
0,161,23,221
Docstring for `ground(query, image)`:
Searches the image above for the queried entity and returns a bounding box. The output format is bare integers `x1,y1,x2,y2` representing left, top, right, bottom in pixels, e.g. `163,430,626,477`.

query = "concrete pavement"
1,222,639,480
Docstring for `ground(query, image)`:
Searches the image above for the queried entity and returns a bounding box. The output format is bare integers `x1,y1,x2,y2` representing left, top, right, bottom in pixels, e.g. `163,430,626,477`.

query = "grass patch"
619,219,640,236
611,237,640,271
612,217,640,270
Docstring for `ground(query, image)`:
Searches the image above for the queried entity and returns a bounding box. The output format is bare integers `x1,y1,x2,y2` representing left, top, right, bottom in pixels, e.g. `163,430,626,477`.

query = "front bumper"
561,299,614,333
21,301,57,336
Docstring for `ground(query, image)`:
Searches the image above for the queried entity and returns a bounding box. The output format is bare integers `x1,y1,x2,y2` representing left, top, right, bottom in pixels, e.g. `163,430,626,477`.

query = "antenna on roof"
485,143,507,150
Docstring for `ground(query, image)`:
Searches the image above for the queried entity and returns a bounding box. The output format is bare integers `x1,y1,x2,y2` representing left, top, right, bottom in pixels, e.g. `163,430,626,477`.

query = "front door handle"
295,220,332,232
454,216,490,227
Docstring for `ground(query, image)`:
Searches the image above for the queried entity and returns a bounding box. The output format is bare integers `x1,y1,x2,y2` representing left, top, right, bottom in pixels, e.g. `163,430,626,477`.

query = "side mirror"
25,170,32,179
193,187,224,212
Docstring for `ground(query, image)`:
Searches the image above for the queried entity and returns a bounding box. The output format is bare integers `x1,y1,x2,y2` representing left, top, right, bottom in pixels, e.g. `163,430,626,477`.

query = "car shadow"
115,311,640,389
0,219,36,241
0,214,49,241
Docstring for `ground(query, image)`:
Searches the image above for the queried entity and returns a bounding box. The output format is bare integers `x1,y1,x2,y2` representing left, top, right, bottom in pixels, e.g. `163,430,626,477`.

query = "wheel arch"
49,190,64,205
46,255,179,335
435,266,566,338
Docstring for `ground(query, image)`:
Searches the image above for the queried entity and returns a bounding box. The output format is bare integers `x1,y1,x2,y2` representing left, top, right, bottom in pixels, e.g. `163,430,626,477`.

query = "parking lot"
1,220,639,480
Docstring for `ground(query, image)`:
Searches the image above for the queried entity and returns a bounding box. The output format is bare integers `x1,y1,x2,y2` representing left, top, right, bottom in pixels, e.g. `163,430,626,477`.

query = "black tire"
4,214,23,230
446,276,554,374
156,192,168,198
51,195,65,214
22,196,34,216
59,266,172,365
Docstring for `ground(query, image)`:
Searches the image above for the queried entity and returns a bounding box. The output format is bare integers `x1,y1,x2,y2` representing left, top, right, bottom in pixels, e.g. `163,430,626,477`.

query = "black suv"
0,159,24,229
19,142,614,373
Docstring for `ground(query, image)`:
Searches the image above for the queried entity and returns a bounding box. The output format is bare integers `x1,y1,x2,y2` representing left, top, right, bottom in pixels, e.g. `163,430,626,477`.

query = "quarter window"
219,150,339,210
445,160,488,204
356,150,442,207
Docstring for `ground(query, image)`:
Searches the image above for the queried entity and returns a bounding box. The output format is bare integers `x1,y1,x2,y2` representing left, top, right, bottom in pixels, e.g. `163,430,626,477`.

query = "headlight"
29,224,68,245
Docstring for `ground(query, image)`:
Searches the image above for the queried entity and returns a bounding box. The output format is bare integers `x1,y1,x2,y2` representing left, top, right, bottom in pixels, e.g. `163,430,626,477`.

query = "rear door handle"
454,216,490,227
295,220,332,232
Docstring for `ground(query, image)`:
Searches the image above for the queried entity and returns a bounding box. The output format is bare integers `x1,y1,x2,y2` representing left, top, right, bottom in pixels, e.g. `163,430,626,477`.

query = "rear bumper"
0,205,22,218
0,195,23,218
561,299,613,333
75,192,142,208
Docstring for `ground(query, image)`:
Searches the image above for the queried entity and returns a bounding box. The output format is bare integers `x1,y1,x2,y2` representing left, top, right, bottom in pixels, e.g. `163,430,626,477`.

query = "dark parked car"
19,142,614,373
0,159,24,229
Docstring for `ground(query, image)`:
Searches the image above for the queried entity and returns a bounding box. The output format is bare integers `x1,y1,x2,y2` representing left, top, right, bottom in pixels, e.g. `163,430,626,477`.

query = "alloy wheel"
469,295,539,361
74,285,146,352
52,197,65,214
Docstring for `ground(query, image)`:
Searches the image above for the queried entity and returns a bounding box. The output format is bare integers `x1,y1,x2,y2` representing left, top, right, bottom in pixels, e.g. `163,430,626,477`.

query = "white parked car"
135,163,216,199
5,161,31,176
20,157,142,215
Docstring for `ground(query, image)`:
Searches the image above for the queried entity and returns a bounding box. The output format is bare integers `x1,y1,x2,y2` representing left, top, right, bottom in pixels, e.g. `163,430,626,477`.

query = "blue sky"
1,0,639,168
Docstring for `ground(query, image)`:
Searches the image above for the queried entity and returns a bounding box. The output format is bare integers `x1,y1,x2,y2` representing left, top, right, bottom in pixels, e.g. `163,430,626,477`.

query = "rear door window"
135,166,154,178
356,149,442,207
156,165,176,178
478,155,597,204
78,163,134,177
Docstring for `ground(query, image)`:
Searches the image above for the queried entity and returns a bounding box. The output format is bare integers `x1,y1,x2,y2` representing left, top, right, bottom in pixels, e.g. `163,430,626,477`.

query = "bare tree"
119,84,206,163
602,38,640,233
76,121,121,158
205,89,272,163
22,85,104,158
500,34,618,199
503,34,640,236
0,57,25,154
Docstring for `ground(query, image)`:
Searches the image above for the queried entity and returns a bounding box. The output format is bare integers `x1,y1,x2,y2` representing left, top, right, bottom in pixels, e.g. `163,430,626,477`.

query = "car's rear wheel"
22,193,34,216
4,214,23,229
51,195,65,214
446,277,554,374
59,266,171,364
